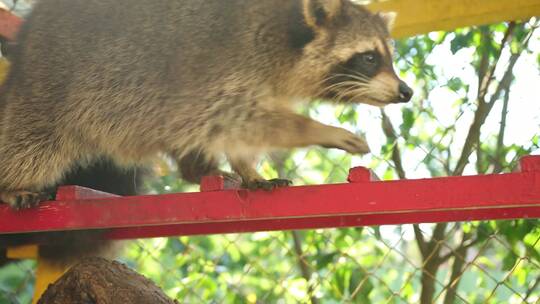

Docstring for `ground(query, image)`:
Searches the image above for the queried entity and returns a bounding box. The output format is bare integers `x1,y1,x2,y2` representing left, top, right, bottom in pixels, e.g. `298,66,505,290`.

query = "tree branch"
493,88,510,173
381,110,406,179
476,26,491,98
442,233,471,304
475,131,483,173
419,223,448,304
414,224,427,257
478,22,516,103
291,231,320,304
453,23,527,176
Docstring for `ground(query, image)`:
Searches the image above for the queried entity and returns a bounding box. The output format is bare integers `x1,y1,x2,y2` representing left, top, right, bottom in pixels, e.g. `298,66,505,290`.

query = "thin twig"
478,22,516,103
414,225,427,257
493,88,510,173
419,223,448,304
442,233,471,304
291,231,320,304
381,110,406,179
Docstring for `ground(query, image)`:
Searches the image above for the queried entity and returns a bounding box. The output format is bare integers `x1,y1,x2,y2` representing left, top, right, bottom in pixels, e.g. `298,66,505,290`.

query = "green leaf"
502,253,517,271
316,252,338,269
450,31,472,54
400,107,416,136
349,269,373,302
525,244,540,264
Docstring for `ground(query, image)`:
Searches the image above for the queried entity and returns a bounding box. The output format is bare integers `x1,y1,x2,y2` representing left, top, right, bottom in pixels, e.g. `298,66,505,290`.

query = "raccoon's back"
11,0,292,95
11,0,181,90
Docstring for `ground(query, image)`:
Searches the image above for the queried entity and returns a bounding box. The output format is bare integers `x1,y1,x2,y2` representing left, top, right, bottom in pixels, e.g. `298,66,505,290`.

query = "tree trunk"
38,257,177,304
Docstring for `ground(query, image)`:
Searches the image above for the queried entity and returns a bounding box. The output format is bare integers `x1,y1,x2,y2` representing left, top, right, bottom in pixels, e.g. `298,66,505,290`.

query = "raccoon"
0,0,412,209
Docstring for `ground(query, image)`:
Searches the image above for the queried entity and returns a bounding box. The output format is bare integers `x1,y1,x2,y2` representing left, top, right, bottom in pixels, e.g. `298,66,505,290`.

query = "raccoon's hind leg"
176,149,241,185
0,131,80,209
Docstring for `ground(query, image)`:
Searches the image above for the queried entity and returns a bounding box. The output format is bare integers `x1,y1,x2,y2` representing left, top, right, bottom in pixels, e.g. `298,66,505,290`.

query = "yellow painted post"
32,259,69,303
368,0,540,38
7,246,70,304
0,58,9,83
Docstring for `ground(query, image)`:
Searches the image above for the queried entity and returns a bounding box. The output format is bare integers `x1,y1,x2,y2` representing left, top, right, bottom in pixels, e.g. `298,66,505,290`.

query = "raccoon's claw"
217,171,243,184
1,191,52,210
216,171,243,188
244,178,292,191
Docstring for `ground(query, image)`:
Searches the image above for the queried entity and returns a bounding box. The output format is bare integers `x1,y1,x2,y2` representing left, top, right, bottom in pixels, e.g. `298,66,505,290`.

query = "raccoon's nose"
398,81,413,103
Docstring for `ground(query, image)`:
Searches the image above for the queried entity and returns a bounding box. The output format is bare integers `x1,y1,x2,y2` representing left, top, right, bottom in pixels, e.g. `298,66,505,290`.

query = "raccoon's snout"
397,81,413,103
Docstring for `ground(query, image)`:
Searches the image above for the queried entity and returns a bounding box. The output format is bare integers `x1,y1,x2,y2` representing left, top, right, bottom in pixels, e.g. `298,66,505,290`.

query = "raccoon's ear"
302,0,343,28
378,11,397,31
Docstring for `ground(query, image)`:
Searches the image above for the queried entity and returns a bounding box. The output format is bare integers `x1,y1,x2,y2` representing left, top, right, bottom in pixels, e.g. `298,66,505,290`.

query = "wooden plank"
0,1,537,43
0,156,539,241
368,0,540,38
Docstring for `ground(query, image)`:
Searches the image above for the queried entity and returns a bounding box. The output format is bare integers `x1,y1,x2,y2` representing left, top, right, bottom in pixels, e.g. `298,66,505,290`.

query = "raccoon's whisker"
351,88,382,103
335,84,369,102
311,75,351,97
336,66,371,81
314,74,351,87
331,73,371,83
322,81,362,93
344,87,370,101
317,81,368,99
314,81,351,98
333,84,357,101
324,79,370,94
313,73,370,97
348,90,375,104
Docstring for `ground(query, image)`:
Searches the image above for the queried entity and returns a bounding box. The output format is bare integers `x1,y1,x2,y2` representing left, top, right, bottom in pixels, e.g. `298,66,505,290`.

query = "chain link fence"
126,222,540,303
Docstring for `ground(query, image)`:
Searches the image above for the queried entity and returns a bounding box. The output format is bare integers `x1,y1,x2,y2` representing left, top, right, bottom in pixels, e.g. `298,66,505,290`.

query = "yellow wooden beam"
368,0,540,38
6,245,38,259
7,245,69,304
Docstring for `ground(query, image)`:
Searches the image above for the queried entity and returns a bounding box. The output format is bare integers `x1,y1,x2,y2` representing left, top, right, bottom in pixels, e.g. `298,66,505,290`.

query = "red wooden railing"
0,7,21,40
1,156,539,240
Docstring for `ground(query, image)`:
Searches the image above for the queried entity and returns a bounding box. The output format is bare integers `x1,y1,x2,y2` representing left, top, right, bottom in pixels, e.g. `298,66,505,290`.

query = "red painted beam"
0,156,539,240
0,8,22,40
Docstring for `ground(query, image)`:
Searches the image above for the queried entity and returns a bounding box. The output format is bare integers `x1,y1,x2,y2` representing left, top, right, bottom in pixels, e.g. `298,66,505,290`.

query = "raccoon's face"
323,35,413,106
295,0,413,106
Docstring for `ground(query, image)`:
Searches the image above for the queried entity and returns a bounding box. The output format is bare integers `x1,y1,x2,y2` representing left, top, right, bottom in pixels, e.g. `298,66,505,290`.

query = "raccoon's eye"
361,51,378,65
342,51,381,78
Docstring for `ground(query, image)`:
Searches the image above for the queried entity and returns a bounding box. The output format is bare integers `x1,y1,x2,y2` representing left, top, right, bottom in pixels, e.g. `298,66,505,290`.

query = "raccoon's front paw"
322,128,370,154
1,190,52,210
243,178,292,191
